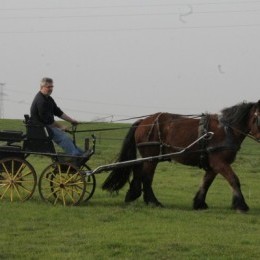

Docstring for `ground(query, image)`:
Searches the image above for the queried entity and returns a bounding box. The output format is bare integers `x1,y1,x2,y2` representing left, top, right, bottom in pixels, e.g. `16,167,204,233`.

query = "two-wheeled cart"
0,115,96,206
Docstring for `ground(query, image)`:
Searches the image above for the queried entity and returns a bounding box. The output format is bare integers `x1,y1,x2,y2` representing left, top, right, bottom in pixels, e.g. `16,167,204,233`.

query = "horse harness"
137,113,213,168
136,111,255,170
199,114,244,169
137,113,171,156
198,114,211,170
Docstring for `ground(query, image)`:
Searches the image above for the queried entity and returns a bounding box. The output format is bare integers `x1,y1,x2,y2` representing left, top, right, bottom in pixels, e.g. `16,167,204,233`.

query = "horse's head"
248,100,260,141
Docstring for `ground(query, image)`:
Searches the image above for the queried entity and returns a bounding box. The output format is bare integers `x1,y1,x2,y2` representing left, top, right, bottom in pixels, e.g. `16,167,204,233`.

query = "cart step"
0,130,24,142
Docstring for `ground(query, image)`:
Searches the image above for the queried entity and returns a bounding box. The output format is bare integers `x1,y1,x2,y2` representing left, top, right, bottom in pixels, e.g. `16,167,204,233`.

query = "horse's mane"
220,101,255,127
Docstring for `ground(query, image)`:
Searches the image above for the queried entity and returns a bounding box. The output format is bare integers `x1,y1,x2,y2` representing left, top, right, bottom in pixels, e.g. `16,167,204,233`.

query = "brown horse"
102,101,260,211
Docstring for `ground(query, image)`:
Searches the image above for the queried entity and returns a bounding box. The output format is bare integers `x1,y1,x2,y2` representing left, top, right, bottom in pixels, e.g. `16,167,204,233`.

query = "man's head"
40,77,54,96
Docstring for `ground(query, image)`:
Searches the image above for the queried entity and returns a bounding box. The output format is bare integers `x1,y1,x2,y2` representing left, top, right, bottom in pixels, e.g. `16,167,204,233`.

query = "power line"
0,1,260,11
3,98,147,120
1,23,260,34
1,9,260,20
3,91,178,112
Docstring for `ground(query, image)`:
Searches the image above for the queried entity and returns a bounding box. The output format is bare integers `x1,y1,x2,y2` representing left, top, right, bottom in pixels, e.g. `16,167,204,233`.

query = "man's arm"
60,113,78,125
48,113,78,131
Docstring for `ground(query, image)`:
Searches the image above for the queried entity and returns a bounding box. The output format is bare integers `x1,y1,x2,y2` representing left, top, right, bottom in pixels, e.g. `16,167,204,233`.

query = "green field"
0,119,260,259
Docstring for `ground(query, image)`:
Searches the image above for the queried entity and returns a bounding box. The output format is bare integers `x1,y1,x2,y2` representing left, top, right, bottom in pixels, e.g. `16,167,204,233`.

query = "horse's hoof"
125,189,141,203
155,202,164,208
144,200,164,208
158,203,164,208
236,209,249,214
231,200,249,212
193,202,208,210
232,205,249,213
232,196,249,212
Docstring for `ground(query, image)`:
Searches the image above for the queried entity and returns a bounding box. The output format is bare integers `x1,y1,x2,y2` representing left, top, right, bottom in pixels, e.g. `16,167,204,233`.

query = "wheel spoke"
13,162,25,178
0,179,9,185
14,183,33,194
64,173,80,184
13,184,23,200
43,175,60,186
64,185,84,196
66,165,72,174
64,189,76,204
39,162,86,206
15,170,33,180
61,189,66,206
0,158,37,202
0,183,11,199
2,162,11,178
53,193,60,205
46,187,60,200
14,179,35,184
10,184,13,202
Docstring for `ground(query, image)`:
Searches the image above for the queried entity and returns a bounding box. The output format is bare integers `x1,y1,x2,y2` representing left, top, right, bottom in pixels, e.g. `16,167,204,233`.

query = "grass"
0,119,260,259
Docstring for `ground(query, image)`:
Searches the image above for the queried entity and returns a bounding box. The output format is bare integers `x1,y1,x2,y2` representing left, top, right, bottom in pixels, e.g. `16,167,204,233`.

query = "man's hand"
71,120,78,126
60,125,69,131
61,113,78,125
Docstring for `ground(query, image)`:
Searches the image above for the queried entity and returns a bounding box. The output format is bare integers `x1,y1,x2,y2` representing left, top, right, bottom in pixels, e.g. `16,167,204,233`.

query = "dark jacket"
30,91,63,125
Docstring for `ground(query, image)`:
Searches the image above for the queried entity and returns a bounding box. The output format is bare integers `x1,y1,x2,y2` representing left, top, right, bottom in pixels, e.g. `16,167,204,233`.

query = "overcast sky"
0,0,259,122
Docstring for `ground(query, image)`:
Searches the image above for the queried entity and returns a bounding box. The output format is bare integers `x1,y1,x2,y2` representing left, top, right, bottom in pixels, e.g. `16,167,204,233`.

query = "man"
30,77,84,156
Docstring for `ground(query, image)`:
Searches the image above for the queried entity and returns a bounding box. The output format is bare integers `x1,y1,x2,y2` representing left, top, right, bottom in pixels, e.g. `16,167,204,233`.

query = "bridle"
222,108,260,143
254,111,260,129
247,109,260,142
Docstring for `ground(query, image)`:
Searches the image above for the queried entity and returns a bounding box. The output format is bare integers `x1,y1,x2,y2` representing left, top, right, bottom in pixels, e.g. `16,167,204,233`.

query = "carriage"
1,100,260,211
0,114,211,206
0,115,96,206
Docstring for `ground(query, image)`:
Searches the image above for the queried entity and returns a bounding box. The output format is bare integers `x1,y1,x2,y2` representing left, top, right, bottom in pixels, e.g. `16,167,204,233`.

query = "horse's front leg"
193,170,217,210
218,164,249,212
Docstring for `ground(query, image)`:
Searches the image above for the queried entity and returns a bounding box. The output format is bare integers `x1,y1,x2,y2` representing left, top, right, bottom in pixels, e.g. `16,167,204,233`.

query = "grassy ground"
0,119,260,259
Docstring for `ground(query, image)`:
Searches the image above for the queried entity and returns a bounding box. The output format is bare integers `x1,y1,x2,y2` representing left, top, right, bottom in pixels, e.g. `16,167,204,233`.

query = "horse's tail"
102,121,140,192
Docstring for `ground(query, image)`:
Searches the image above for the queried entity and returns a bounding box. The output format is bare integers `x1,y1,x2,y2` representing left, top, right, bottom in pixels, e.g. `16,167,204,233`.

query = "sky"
0,0,260,122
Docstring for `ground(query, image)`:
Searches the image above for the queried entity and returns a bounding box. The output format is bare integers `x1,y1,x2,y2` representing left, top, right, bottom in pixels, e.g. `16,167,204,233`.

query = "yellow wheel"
0,157,37,202
38,162,86,206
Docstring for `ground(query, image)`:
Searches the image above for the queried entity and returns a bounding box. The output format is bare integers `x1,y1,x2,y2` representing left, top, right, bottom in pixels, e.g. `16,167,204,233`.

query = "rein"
110,114,153,122
69,114,203,134
229,126,260,143
67,126,131,133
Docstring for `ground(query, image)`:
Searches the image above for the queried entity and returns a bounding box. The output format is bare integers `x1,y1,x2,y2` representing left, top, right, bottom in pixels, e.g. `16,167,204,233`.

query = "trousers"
49,126,83,156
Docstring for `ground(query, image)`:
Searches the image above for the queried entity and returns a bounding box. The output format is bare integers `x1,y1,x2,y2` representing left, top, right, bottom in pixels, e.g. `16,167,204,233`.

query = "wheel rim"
39,163,86,206
0,157,37,202
81,170,96,202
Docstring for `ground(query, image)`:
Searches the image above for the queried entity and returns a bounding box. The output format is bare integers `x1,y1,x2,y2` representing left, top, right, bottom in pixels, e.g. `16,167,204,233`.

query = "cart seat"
0,129,24,157
0,130,24,143
23,115,55,153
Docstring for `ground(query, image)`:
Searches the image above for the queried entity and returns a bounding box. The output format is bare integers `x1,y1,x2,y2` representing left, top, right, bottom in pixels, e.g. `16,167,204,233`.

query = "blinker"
254,112,260,127
257,115,260,127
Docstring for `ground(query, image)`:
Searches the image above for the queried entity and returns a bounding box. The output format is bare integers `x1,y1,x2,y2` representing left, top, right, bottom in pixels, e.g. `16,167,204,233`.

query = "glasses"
44,85,54,89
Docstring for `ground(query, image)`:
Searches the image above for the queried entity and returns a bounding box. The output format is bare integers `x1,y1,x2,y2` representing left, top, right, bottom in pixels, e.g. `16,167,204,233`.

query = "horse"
102,101,260,212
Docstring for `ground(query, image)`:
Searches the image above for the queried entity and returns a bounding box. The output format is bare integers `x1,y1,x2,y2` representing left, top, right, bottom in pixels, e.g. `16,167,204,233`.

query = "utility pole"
0,82,5,118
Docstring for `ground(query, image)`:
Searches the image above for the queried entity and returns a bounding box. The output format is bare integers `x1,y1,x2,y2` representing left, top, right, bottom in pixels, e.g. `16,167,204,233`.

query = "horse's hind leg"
125,166,142,203
142,162,163,207
193,170,217,210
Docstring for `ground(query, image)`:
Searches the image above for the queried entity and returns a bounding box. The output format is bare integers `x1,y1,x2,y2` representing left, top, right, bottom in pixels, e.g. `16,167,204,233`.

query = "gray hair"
40,77,53,87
